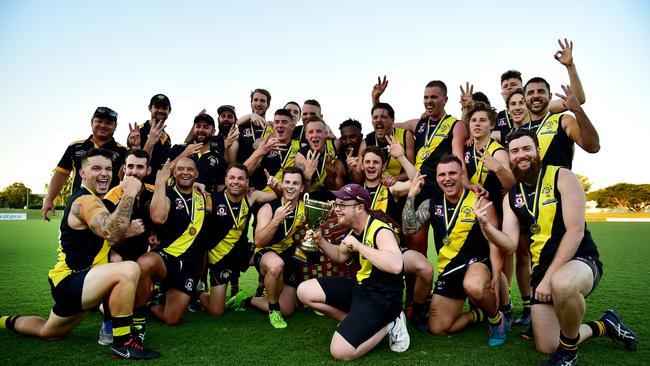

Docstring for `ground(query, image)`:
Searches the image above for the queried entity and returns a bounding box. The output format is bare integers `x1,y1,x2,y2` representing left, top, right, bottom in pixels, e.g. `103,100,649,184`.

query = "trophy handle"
303,193,310,202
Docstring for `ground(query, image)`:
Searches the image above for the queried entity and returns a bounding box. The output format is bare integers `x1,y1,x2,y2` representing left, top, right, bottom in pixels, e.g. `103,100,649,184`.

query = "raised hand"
156,159,174,183
382,174,398,187
146,118,165,145
304,150,320,179
324,155,338,177
120,175,143,196
554,38,574,67
476,148,500,172
459,82,474,111
345,149,361,173
341,235,362,253
250,113,267,128
182,143,203,158
128,122,141,147
408,171,426,196
372,75,389,102
473,196,493,227
386,134,405,159
272,200,294,224
224,124,240,149
554,84,582,113
265,169,280,192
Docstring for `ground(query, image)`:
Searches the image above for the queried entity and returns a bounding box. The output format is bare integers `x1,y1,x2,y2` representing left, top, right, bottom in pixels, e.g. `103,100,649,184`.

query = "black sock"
499,299,512,317
243,297,252,308
413,302,427,315
103,300,112,321
559,332,580,353
112,314,133,346
586,320,606,337
522,295,531,313
1,315,20,332
133,306,147,331
268,302,281,312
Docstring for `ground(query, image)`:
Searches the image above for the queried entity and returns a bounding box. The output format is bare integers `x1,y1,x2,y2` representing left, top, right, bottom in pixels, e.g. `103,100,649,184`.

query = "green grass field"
0,211,648,365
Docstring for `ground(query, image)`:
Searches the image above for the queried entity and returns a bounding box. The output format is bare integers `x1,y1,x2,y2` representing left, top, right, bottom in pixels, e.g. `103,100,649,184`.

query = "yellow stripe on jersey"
534,113,561,161
48,241,110,286
163,189,206,257
353,216,398,285
415,116,457,170
208,198,250,264
529,165,561,270
437,190,478,273
385,128,406,176
469,139,504,186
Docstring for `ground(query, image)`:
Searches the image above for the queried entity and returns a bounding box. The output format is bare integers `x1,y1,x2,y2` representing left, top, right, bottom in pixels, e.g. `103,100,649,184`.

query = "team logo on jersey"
417,124,426,133
297,213,305,223
464,151,471,164
497,117,507,126
434,205,443,217
220,269,232,281
175,198,185,210
208,156,218,166
216,205,227,216
439,124,449,133
196,196,204,205
76,150,86,157
185,278,195,292
542,184,552,196
514,193,525,208
243,128,252,137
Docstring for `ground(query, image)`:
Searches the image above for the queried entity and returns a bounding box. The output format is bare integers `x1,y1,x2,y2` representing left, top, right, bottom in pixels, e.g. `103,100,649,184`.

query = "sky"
1,0,649,194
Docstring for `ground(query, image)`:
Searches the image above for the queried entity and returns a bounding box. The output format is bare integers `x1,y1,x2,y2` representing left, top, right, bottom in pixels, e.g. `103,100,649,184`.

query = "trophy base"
293,247,321,264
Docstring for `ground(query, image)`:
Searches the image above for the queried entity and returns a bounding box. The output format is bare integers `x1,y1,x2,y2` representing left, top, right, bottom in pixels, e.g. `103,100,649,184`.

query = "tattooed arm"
402,196,431,235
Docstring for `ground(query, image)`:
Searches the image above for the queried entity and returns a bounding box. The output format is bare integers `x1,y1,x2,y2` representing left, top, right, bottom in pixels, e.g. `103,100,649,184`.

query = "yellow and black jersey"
365,184,403,225
298,141,337,191
55,135,127,193
261,139,301,192
291,125,310,149
154,186,207,260
168,141,226,192
132,121,172,185
464,139,506,215
508,165,599,275
520,113,574,169
429,189,489,274
344,216,403,297
492,110,513,143
103,184,155,259
255,198,306,255
414,115,458,174
364,128,407,176
202,191,251,265
48,186,110,286
237,123,268,163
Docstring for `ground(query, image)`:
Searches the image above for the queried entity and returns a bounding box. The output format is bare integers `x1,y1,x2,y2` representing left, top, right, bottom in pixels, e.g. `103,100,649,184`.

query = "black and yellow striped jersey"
203,191,251,265
132,121,171,185
464,139,506,215
168,141,226,192
255,198,306,255
414,115,458,174
519,114,574,169
364,128,408,176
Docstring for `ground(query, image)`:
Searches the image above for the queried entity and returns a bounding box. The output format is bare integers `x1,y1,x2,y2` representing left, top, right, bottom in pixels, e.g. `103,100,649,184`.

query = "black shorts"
318,276,402,348
254,247,301,288
434,258,490,300
112,240,148,262
157,251,199,296
208,246,251,287
531,255,603,305
49,269,90,317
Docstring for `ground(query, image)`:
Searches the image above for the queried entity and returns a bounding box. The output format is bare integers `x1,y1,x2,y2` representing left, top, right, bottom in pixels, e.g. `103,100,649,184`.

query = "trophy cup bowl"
294,193,335,264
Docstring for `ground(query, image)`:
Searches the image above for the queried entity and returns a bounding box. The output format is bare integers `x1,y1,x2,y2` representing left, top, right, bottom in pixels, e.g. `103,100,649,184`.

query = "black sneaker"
539,348,578,366
111,337,160,360
409,307,430,334
599,309,638,351
514,310,532,326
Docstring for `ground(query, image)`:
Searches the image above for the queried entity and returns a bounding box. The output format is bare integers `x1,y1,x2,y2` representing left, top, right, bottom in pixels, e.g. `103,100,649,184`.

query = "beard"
194,134,212,144
512,155,541,186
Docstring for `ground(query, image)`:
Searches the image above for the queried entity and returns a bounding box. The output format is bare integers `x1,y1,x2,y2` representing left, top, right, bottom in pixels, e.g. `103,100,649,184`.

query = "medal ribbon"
282,198,299,237
526,112,552,135
473,140,493,184
173,186,195,224
443,189,469,236
424,115,448,147
225,194,245,229
518,165,547,223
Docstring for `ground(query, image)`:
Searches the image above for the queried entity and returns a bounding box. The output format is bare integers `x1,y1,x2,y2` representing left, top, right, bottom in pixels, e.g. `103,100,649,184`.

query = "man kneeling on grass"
297,184,409,361
0,148,159,360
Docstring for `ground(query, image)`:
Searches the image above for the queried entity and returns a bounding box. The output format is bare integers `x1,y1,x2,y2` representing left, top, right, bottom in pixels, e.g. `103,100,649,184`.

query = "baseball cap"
93,106,118,122
149,94,171,108
217,104,237,118
194,113,215,126
331,184,371,210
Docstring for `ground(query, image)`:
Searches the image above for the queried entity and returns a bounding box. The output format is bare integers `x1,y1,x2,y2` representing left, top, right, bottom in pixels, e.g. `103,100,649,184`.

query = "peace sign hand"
473,196,493,227
128,122,141,147
386,134,405,159
272,200,294,225
372,75,389,102
554,84,582,113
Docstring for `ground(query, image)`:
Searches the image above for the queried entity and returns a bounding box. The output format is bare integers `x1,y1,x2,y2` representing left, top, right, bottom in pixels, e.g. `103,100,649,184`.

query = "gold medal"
442,236,451,245
530,223,540,235
189,227,197,235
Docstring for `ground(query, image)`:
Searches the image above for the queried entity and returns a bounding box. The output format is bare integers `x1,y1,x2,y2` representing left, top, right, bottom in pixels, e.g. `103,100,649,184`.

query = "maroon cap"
331,184,371,210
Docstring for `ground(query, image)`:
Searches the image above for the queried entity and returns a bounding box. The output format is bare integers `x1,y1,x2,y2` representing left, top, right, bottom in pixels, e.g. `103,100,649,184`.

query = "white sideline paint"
606,218,650,222
0,213,27,220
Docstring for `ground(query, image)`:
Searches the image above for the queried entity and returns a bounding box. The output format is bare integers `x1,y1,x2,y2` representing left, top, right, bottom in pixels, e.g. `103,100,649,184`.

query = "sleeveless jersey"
414,115,458,174
508,165,599,275
364,128,407,176
464,139,506,214
492,110,513,143
168,141,227,191
520,113,574,169
365,183,403,224
298,140,337,191
429,189,489,274
48,186,110,286
155,186,207,260
203,191,251,264
256,198,307,255
344,216,404,298
261,139,301,192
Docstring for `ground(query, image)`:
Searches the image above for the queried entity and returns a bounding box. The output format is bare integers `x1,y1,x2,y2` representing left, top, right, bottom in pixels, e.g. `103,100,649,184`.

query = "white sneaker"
387,311,410,352
97,321,113,346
